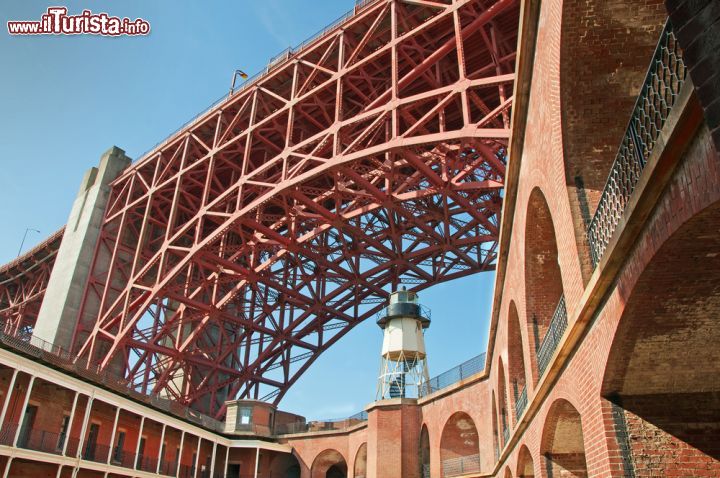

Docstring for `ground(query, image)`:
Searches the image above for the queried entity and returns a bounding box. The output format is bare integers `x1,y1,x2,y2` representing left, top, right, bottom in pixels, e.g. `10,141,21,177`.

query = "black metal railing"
536,296,568,377
0,423,17,446
273,410,369,435
136,454,160,473
16,427,64,454
110,448,140,469
441,454,481,477
587,19,687,267
375,302,432,322
0,424,155,473
158,460,179,476
82,442,111,463
420,352,486,397
514,385,528,420
178,464,197,478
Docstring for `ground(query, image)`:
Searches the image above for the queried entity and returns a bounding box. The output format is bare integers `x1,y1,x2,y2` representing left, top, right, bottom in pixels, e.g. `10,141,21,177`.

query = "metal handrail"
514,385,527,420
420,352,486,397
0,227,65,278
587,19,687,267
273,410,368,435
374,302,432,322
536,295,568,377
441,454,481,477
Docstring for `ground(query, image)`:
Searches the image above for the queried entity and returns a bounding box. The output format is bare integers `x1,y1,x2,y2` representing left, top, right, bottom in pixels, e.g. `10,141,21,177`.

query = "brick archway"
352,443,366,478
504,466,513,478
311,449,348,478
516,445,534,478
420,425,430,478
440,412,480,477
558,0,667,277
507,300,528,423
497,357,510,442
524,187,564,383
269,452,302,478
540,399,587,478
602,200,720,475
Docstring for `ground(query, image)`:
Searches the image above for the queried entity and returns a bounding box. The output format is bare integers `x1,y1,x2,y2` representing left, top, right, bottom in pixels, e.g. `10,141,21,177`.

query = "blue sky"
0,1,494,420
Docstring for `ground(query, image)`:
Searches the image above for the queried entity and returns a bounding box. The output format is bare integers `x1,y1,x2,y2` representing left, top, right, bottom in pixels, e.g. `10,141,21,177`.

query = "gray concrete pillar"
34,146,131,350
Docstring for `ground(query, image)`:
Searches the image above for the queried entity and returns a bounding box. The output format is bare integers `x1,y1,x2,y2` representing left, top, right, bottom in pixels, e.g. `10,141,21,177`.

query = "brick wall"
620,393,720,477
523,188,564,383
559,0,667,279
666,0,720,150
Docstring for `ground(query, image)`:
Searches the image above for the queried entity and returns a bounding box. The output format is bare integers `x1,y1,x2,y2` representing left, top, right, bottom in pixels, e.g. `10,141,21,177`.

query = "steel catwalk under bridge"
6,0,519,418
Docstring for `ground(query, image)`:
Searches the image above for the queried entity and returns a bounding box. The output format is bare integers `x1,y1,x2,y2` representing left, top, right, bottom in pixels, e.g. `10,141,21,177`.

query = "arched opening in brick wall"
353,443,367,478
559,0,668,279
601,201,720,475
269,452,302,478
516,445,534,477
504,466,513,478
440,412,480,477
420,425,430,478
497,358,510,443
540,399,587,478
524,188,564,384
311,449,347,478
507,301,528,423
491,392,499,460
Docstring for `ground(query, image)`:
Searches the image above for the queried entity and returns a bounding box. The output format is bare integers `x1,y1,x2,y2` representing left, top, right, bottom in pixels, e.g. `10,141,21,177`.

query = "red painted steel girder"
0,228,65,337
73,0,519,417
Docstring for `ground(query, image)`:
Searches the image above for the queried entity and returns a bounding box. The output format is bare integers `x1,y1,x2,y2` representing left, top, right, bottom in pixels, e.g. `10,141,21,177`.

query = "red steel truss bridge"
1,0,518,417
0,228,64,338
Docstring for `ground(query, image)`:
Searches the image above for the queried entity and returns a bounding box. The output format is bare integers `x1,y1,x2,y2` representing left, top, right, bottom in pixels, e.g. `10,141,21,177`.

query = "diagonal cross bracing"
61,0,519,417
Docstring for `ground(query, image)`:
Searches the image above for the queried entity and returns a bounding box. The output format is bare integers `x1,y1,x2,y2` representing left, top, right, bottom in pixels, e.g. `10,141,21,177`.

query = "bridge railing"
420,352,486,397
536,295,567,377
587,19,687,267
134,0,383,165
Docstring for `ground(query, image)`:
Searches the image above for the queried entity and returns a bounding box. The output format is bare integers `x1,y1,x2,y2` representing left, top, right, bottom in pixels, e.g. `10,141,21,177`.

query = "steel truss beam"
0,228,64,337
70,0,519,417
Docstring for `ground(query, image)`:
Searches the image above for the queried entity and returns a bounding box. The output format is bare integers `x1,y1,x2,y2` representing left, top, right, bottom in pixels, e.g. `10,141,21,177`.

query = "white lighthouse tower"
376,287,431,400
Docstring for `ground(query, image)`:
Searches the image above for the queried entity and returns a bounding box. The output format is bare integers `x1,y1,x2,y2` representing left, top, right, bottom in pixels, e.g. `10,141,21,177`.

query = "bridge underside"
3,0,519,418
0,229,64,339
